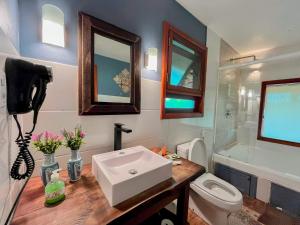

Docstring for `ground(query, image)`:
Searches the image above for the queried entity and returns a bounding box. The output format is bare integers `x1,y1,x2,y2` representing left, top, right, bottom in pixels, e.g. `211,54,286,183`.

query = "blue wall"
18,0,207,81
95,54,130,97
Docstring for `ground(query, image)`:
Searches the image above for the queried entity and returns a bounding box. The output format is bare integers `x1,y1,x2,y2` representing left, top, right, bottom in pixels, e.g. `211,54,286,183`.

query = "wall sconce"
144,48,157,71
42,4,65,47
240,86,246,96
248,90,253,98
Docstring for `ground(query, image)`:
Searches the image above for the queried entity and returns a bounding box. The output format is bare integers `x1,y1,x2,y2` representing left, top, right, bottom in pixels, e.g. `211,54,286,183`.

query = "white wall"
0,53,25,225
0,0,19,53
0,1,23,224
20,28,221,175
22,58,168,176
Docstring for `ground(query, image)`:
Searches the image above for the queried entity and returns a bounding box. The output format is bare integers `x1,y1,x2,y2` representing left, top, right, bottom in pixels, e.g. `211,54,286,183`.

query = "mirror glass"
170,40,201,90
93,33,131,103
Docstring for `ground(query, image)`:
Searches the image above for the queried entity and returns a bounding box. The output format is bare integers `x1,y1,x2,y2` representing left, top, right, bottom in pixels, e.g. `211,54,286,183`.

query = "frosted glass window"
42,4,64,47
261,82,300,144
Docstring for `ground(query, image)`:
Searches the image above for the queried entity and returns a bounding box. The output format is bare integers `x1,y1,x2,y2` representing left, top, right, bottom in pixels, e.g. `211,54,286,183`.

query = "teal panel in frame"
165,98,195,109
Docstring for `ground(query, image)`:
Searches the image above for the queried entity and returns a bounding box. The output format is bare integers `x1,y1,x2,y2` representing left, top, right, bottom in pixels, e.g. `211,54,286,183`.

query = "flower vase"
41,153,59,186
67,149,83,182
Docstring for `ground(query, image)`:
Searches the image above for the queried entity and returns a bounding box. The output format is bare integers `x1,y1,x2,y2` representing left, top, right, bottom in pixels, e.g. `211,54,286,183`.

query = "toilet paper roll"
161,218,174,225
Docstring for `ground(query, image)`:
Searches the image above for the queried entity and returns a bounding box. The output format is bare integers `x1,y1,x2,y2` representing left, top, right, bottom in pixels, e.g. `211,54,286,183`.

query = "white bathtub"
213,144,300,193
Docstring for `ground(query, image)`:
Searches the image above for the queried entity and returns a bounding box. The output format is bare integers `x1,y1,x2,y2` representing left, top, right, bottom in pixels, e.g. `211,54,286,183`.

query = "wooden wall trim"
93,64,98,101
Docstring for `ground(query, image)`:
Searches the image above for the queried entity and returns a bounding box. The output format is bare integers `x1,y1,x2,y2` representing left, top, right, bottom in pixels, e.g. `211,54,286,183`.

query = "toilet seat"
191,173,243,212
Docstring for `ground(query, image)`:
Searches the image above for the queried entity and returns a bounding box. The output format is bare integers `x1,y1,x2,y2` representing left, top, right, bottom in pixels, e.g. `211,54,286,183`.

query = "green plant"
32,131,63,154
62,126,86,150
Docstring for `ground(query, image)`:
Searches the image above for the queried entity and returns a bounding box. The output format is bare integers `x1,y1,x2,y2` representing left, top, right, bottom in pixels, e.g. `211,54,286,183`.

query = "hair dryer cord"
10,115,35,180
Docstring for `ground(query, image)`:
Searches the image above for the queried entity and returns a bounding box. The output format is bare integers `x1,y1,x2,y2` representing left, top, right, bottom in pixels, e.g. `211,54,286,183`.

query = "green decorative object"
45,169,65,205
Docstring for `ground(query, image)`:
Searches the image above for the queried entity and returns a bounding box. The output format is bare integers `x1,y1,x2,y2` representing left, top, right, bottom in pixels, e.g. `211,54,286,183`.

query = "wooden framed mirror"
78,12,141,115
161,21,207,119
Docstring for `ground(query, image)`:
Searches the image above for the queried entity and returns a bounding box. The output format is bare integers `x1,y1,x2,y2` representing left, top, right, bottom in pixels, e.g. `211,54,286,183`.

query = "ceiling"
177,0,300,55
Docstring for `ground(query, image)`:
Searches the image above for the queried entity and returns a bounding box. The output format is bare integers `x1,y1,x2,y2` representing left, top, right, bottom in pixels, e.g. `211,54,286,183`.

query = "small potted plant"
32,131,63,186
62,126,86,182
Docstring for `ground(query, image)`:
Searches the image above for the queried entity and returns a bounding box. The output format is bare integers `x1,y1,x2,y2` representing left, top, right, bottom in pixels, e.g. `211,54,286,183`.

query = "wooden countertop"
12,158,205,225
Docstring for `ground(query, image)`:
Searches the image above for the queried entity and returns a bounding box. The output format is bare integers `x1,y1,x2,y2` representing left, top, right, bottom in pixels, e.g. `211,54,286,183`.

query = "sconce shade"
42,4,65,47
145,48,157,71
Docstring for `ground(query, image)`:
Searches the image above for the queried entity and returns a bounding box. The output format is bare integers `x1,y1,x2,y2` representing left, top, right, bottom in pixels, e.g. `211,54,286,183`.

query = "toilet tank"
177,139,208,169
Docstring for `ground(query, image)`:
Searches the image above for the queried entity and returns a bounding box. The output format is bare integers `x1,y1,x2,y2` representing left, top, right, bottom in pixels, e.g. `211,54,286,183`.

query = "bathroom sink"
92,146,173,206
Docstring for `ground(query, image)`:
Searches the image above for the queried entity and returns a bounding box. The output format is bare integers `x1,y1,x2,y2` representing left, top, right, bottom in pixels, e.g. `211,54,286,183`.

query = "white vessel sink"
92,146,173,206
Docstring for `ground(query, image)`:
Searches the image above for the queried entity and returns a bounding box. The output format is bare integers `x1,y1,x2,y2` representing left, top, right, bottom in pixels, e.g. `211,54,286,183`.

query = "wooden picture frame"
78,12,141,115
93,64,98,101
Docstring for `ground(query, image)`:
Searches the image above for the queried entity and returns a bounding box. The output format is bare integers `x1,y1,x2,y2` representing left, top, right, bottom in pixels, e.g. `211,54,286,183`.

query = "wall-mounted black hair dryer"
5,58,53,180
5,58,53,124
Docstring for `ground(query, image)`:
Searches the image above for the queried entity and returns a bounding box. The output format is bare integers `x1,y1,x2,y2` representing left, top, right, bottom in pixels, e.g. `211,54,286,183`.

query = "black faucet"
114,123,132,151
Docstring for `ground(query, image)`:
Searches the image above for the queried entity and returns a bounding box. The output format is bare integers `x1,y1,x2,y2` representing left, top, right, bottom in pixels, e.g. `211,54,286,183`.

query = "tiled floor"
188,195,300,225
244,195,300,225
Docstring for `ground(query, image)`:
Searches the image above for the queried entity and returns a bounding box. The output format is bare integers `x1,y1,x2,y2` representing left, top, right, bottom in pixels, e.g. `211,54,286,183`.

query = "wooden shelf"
140,208,178,225
12,158,205,225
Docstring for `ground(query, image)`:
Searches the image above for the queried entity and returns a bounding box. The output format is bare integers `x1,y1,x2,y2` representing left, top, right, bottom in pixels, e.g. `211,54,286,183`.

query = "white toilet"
177,138,243,225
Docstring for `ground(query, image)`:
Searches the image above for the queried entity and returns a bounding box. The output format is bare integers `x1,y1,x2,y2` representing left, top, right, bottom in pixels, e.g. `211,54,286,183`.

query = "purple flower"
44,131,50,140
32,134,40,142
47,131,55,140
44,131,62,141
32,131,62,154
80,131,85,138
58,135,64,141
52,134,58,140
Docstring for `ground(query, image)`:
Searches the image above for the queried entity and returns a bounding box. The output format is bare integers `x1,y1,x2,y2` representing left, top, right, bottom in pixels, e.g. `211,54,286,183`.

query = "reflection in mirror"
170,40,200,89
93,33,131,103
